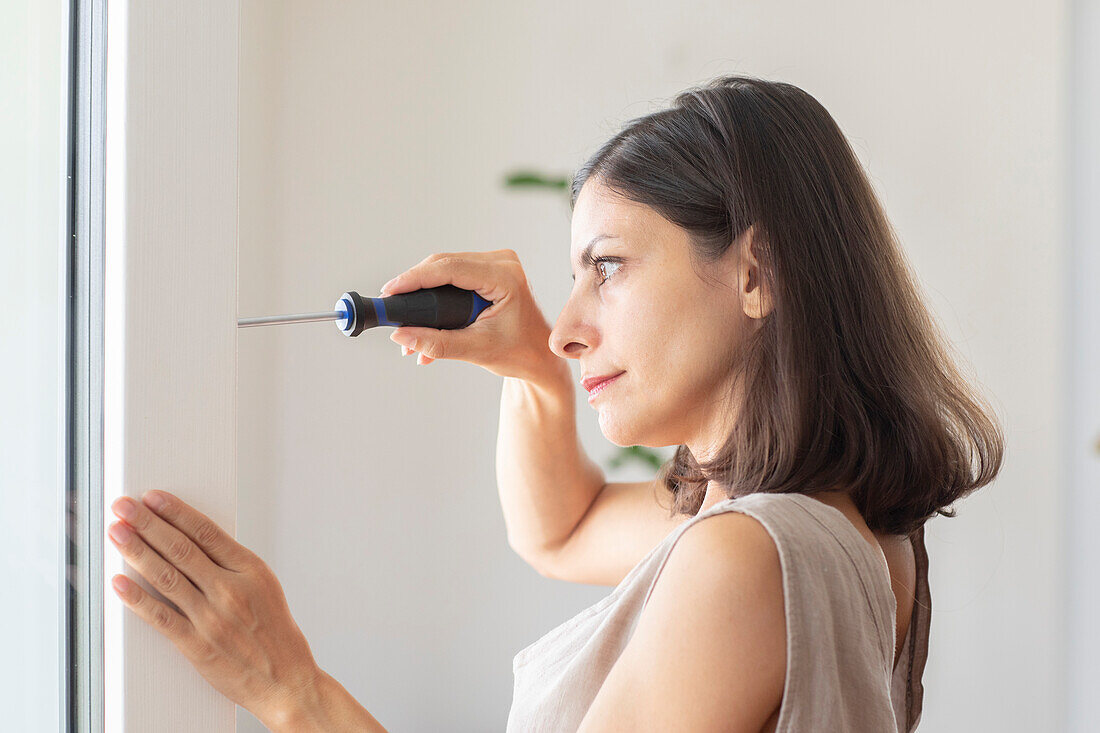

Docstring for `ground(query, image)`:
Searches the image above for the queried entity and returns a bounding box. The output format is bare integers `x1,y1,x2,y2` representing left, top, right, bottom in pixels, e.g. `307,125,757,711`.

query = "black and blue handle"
334,285,493,337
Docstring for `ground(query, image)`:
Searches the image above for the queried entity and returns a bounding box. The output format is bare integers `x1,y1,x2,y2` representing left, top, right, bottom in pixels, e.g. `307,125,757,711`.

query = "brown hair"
569,74,1004,537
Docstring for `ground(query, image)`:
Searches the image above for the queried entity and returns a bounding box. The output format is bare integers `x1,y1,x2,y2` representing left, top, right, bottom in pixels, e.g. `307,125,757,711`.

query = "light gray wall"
1067,0,1100,729
237,1,1070,730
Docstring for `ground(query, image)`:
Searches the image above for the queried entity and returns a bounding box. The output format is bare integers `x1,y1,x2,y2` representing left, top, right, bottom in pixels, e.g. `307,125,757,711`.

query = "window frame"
66,0,106,729
94,1,240,730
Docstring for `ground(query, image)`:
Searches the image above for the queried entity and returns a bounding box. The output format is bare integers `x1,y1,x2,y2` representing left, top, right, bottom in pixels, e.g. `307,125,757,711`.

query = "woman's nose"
549,309,592,360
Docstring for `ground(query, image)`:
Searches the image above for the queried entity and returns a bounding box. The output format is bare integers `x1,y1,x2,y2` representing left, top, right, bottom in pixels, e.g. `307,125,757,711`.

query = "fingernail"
113,497,137,520
143,490,166,512
109,523,133,544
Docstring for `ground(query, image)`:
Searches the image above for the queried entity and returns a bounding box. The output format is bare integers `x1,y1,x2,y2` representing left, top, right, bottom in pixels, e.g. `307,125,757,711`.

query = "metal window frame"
66,0,106,730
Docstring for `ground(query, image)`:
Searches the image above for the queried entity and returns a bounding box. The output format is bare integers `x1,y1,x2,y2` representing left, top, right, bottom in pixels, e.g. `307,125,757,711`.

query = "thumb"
388,326,477,361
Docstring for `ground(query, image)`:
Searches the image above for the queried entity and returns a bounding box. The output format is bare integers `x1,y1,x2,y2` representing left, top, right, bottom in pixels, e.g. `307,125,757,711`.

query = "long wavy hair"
569,74,1004,537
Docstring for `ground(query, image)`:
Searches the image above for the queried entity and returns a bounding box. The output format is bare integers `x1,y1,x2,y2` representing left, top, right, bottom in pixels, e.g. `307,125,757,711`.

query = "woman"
107,74,1004,731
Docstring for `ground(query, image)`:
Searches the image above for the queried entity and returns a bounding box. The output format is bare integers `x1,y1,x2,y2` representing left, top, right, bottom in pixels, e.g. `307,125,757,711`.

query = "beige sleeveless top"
507,492,931,732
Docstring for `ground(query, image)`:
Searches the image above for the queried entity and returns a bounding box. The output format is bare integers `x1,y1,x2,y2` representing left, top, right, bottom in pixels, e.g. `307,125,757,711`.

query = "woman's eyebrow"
571,234,617,282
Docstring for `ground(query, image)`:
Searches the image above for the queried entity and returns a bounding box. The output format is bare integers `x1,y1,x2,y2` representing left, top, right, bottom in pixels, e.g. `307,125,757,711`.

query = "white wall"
0,0,68,729
238,1,1070,730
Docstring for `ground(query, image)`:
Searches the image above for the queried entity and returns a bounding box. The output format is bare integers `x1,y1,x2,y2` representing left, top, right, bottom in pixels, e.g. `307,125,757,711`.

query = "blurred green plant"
503,167,667,475
502,170,570,190
606,444,667,471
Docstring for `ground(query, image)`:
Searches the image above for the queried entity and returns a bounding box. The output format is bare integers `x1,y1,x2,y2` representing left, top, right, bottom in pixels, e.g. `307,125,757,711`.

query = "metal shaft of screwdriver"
237,310,345,328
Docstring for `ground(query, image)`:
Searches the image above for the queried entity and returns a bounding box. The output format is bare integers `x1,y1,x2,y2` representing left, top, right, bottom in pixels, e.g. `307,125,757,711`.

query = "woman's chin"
596,412,643,448
598,409,681,450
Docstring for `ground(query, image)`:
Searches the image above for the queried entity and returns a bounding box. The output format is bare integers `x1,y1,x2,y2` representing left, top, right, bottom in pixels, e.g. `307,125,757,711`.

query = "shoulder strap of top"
896,522,931,731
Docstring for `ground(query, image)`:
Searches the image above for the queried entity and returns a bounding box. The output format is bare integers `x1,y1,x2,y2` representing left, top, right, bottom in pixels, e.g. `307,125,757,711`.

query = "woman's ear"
738,224,773,319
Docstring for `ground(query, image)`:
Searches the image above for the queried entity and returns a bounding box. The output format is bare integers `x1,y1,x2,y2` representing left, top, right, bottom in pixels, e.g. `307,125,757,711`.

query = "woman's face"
549,178,769,459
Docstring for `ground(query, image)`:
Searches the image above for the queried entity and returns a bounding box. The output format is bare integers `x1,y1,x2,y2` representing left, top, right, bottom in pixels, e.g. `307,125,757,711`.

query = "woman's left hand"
107,489,321,728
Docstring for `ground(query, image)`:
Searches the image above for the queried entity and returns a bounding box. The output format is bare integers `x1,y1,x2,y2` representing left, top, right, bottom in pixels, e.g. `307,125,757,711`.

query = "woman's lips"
586,372,624,402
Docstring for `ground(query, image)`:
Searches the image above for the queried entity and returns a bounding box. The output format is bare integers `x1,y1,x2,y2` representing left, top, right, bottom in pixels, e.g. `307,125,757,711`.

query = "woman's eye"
594,257,622,285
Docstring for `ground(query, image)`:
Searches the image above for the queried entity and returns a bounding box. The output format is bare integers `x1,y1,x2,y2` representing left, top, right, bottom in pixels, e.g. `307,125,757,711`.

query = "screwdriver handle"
334,285,493,337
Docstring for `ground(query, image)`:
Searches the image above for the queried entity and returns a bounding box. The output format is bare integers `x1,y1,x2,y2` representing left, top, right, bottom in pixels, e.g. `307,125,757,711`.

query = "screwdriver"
238,285,494,337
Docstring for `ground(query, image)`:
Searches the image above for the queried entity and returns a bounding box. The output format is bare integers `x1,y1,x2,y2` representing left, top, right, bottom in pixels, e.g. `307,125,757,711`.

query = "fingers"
108,518,207,619
111,495,223,590
381,249,523,369
139,490,256,573
110,574,201,654
398,342,434,365
390,325,479,363
380,249,517,304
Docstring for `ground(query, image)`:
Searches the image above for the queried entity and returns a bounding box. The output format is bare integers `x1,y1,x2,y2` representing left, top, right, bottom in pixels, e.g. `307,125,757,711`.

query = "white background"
0,0,67,728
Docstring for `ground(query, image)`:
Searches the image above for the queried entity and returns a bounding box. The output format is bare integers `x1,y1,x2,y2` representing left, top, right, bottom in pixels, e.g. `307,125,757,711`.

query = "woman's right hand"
381,248,568,386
